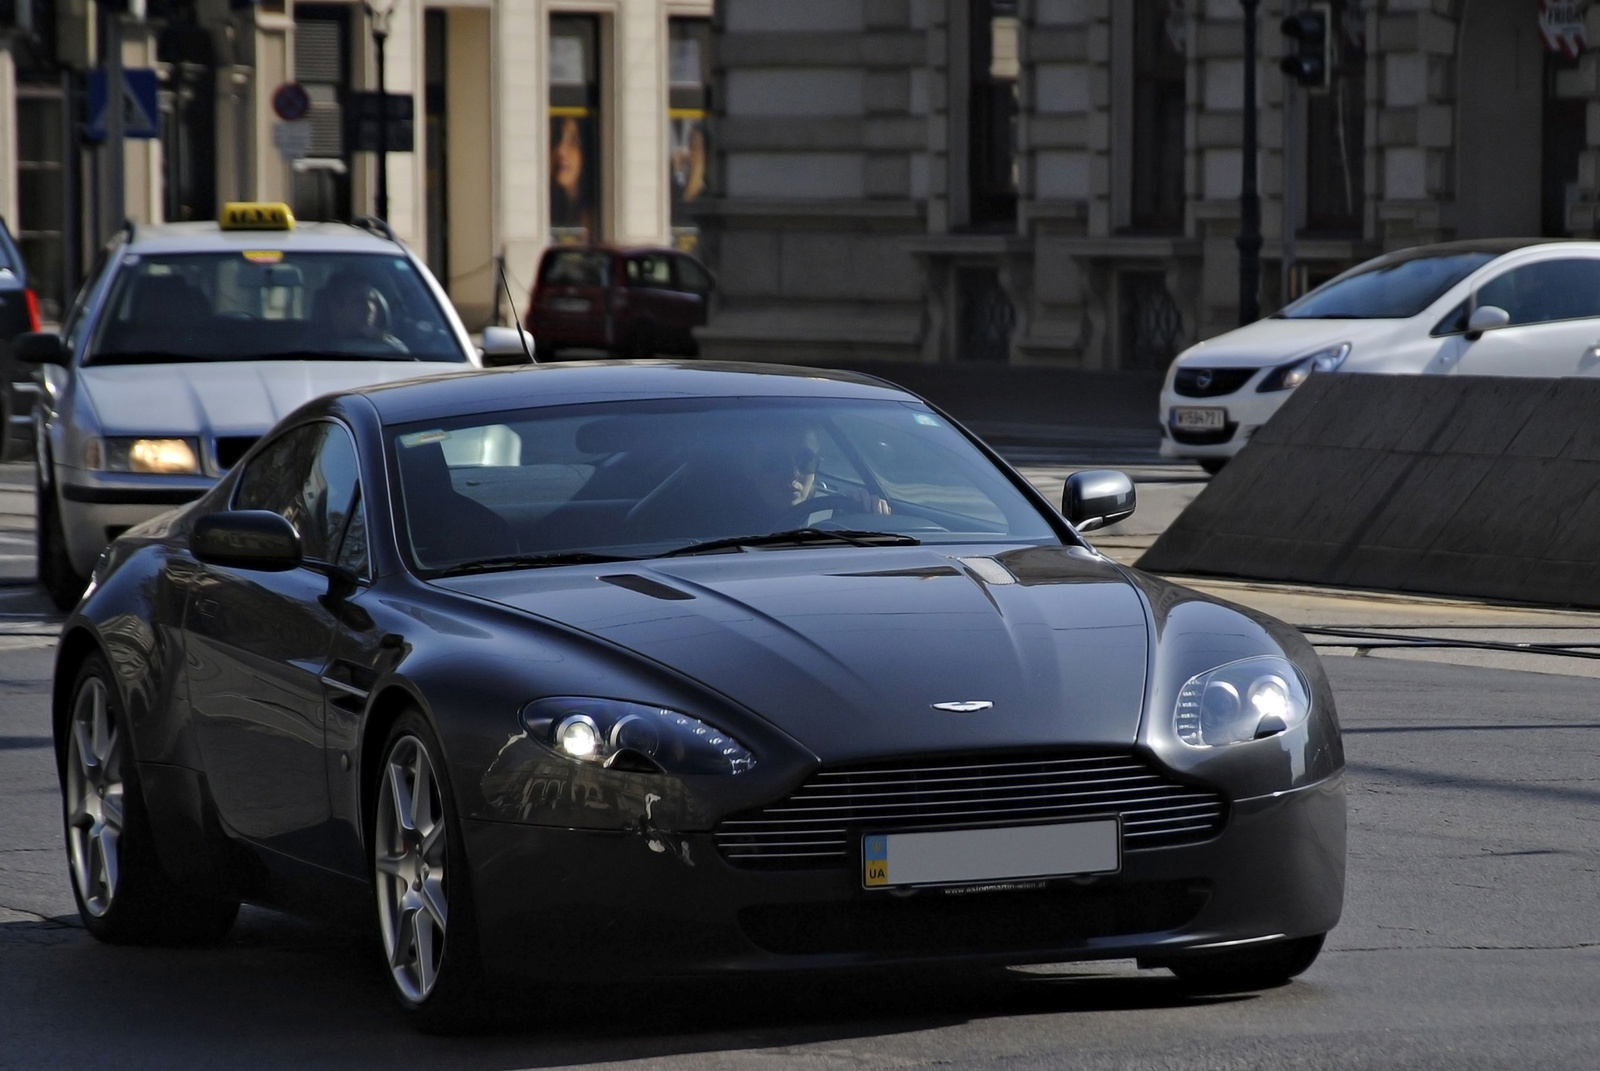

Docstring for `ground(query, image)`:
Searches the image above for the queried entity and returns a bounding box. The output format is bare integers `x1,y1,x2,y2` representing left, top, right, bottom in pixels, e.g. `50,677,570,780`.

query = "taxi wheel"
63,653,239,946
372,711,488,1033
1198,458,1228,476
1163,934,1325,993
36,464,88,611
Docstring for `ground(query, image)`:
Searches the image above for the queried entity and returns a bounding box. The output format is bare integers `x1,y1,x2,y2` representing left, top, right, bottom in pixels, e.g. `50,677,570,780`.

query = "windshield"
1278,252,1498,320
390,398,1064,574
86,251,469,365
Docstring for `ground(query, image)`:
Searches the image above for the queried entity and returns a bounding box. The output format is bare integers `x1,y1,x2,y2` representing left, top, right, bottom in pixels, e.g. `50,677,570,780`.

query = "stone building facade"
696,0,1600,370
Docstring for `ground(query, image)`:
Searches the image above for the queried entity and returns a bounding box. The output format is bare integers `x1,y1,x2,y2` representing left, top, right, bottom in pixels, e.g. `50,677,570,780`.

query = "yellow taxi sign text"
220,202,295,231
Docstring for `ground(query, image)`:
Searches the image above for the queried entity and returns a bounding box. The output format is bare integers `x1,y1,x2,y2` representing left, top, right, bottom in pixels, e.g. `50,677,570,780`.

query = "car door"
1449,258,1600,377
185,420,362,864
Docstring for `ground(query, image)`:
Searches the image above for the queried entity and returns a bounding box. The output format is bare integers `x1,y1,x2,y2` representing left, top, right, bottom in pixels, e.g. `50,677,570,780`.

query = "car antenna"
497,253,536,364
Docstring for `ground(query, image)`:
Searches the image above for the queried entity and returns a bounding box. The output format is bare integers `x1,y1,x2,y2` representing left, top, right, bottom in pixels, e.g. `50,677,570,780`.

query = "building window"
1129,0,1186,232
15,88,66,321
1543,50,1585,238
549,14,601,244
1304,0,1365,235
292,6,352,222
424,9,448,280
968,0,1018,229
668,17,711,253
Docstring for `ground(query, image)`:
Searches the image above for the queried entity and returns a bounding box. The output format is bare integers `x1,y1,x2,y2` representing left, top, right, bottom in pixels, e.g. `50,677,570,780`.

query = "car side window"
234,421,365,570
625,255,674,289
1473,259,1600,328
676,256,712,294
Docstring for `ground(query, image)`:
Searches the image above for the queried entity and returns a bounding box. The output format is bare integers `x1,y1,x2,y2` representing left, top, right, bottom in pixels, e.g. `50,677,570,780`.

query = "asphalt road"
4,614,1600,1068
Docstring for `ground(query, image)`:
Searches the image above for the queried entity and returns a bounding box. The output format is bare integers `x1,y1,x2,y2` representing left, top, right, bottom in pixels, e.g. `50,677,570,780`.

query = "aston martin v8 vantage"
52,362,1344,1030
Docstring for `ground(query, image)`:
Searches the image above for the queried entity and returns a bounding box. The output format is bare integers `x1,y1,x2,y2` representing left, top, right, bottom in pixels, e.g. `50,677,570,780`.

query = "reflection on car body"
53,361,1344,1032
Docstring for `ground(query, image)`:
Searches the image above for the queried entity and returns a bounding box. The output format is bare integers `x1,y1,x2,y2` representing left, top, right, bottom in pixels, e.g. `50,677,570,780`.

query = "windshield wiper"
435,551,639,577
658,528,922,558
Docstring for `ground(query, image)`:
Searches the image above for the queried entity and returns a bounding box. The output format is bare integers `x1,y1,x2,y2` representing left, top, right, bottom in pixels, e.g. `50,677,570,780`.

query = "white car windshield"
1278,251,1498,320
85,251,470,365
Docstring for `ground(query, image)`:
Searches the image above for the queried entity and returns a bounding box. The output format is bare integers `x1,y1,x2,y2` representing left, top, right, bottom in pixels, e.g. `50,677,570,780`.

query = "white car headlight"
84,437,202,475
1256,343,1352,393
1174,656,1312,747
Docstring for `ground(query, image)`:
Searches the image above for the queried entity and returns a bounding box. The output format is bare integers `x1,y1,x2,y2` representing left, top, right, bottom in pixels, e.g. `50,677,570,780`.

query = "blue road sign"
88,69,161,140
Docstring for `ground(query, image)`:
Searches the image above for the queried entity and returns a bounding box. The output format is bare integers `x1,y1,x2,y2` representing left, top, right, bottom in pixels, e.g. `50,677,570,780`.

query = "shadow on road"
0,906,1244,1069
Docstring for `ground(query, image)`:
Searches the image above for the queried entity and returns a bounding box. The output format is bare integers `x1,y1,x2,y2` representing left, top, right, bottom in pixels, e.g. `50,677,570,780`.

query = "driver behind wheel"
314,270,409,355
745,421,891,527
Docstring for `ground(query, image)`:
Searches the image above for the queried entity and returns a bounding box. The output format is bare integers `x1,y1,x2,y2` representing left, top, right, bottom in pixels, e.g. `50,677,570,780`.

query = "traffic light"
1281,4,1333,91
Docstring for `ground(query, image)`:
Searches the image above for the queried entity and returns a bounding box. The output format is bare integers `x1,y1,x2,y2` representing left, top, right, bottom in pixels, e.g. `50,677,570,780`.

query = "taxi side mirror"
480,326,534,366
14,332,67,366
1064,470,1136,532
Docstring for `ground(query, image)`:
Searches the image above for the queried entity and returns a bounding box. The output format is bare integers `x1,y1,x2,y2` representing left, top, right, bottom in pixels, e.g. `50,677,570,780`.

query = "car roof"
541,244,696,259
125,219,407,256
349,361,918,424
1362,238,1600,269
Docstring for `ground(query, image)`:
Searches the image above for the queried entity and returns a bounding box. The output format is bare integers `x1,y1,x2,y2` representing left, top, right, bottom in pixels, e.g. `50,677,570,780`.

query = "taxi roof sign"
220,202,295,231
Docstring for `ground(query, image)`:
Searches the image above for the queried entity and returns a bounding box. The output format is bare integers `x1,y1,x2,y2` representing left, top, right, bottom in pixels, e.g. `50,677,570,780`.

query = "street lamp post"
364,0,394,221
1238,0,1262,326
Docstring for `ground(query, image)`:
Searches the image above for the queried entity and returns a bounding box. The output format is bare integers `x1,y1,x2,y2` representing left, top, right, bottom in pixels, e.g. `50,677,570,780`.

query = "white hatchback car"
1159,239,1600,472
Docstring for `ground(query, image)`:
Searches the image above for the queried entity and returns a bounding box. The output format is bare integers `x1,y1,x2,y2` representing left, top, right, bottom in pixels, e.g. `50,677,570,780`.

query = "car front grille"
214,436,260,472
1174,367,1256,397
714,752,1228,871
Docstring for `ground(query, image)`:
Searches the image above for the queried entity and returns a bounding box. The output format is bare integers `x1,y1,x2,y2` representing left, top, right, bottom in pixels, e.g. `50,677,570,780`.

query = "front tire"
36,463,87,611
61,654,239,945
373,712,486,1033
1162,934,1325,993
1198,458,1228,476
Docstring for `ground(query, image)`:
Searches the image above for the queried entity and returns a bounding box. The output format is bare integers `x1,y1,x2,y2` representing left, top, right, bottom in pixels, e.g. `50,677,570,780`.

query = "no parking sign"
271,82,312,123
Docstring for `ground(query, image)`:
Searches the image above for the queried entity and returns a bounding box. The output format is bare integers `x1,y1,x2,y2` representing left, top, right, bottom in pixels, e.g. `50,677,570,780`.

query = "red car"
527,245,714,360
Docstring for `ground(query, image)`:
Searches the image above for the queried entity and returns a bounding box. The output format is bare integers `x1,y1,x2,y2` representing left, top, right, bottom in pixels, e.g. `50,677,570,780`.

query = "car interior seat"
396,440,518,566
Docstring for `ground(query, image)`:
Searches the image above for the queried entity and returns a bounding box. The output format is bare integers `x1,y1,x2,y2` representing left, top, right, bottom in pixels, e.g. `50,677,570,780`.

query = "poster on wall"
669,114,709,248
550,112,599,245
1540,0,1589,59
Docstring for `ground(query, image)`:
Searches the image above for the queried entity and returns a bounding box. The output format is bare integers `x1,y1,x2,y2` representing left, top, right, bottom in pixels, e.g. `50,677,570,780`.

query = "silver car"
15,205,484,609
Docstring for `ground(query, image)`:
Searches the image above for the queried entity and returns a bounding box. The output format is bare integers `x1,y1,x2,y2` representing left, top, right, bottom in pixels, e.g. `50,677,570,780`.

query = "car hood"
436,544,1152,764
77,360,463,436
1173,317,1409,368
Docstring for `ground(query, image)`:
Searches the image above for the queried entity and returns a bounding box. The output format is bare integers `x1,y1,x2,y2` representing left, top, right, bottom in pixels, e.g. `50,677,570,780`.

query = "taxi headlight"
1174,656,1311,747
521,697,756,776
86,437,202,475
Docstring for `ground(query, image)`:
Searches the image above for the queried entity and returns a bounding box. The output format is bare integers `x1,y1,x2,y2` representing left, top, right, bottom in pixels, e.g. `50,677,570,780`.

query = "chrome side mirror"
479,326,535,366
1465,305,1511,340
1064,470,1136,532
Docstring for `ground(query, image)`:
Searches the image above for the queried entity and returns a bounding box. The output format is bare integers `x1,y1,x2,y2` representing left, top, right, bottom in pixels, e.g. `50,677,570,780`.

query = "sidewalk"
6,459,1600,678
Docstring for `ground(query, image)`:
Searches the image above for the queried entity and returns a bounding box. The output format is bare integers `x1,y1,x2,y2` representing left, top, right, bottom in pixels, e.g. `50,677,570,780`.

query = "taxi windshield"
389,397,1065,574
86,251,470,365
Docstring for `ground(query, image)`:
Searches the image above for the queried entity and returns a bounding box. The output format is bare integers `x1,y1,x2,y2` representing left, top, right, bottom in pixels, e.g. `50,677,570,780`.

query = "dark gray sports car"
52,362,1344,1030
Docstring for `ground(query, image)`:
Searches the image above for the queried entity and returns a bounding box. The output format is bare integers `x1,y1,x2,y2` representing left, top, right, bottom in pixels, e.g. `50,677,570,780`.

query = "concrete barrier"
1137,374,1600,608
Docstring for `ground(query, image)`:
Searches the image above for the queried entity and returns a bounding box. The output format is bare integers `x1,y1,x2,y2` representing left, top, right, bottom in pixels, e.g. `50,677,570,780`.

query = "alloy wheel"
375,734,451,1004
64,676,125,917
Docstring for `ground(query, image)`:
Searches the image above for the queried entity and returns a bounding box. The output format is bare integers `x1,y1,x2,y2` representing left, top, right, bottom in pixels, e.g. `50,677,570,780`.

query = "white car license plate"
1170,406,1227,430
862,819,1120,889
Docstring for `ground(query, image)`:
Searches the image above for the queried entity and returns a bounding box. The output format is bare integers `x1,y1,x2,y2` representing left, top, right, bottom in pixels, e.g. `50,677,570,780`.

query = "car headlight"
1256,343,1351,392
84,437,201,475
1174,656,1311,747
520,697,757,775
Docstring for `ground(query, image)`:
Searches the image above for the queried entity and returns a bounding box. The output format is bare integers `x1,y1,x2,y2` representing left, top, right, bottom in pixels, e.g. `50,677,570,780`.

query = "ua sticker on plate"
863,835,889,886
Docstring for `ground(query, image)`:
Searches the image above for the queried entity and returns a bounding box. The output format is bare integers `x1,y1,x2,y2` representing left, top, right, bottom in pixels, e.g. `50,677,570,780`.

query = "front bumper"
1158,383,1293,460
57,471,212,574
464,770,1344,980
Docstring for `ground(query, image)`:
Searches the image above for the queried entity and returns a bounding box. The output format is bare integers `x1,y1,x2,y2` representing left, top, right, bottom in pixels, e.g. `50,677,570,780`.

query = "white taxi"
1160,239,1600,472
15,204,483,609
